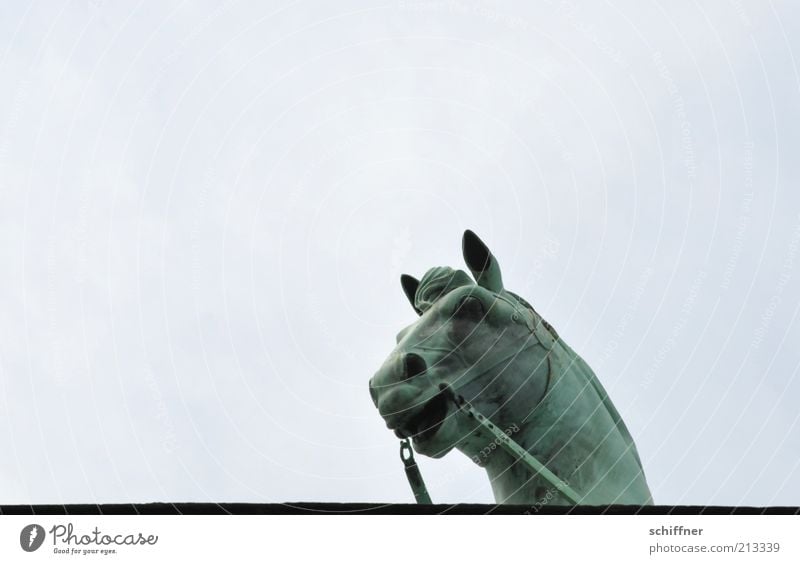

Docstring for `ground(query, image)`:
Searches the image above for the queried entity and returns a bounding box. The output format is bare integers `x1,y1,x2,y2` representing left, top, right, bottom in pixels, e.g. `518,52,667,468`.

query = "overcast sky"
1,1,799,506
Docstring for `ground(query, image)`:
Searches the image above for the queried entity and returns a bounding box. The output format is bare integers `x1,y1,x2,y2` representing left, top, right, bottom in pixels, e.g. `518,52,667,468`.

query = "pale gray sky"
1,0,799,505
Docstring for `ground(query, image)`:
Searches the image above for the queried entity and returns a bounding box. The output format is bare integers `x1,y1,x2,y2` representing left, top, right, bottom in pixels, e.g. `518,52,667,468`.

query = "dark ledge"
1,503,798,515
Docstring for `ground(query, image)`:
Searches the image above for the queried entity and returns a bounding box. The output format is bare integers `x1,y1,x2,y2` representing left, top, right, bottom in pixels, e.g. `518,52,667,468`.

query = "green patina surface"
369,230,653,505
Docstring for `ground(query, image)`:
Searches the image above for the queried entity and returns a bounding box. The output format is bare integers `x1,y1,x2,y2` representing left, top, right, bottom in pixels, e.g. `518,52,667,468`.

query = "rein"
398,387,583,505
395,304,583,505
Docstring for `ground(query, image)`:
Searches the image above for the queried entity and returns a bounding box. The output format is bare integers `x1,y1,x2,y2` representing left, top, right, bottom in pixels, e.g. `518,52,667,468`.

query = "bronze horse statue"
369,231,653,505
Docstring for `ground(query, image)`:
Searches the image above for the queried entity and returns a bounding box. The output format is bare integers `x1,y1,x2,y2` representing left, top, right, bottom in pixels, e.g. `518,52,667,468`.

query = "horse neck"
466,343,652,505
452,406,562,505
476,423,571,505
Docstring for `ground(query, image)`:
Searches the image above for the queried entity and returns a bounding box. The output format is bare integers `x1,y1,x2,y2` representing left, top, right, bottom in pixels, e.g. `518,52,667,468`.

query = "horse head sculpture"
369,231,652,505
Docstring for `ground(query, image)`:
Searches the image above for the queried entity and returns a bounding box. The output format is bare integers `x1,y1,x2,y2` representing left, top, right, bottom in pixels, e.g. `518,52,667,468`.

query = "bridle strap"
399,439,433,504
445,387,583,504
398,386,583,505
396,298,578,504
413,328,543,395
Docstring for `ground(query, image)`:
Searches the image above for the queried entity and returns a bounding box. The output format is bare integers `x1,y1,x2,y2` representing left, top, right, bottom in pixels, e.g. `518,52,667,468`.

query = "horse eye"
454,295,485,319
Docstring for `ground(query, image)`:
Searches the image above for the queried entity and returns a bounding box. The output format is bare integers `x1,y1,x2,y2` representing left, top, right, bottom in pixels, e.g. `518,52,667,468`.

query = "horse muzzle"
370,352,451,441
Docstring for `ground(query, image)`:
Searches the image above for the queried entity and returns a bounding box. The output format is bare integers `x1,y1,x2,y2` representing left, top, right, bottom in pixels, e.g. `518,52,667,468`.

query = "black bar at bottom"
0,503,798,515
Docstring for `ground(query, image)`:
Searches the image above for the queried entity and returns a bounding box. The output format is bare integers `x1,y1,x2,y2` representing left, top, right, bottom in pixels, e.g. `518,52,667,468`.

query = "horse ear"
462,230,504,292
400,274,423,315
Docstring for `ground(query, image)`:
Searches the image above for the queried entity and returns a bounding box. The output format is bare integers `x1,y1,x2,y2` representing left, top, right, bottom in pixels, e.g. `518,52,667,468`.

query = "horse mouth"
401,390,450,443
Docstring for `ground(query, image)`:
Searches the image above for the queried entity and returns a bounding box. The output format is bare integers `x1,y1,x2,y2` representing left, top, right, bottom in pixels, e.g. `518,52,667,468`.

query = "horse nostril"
404,353,427,381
